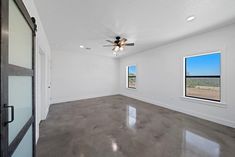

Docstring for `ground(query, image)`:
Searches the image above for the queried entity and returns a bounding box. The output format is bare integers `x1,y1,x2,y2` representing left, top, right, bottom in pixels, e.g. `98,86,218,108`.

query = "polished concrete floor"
36,95,235,157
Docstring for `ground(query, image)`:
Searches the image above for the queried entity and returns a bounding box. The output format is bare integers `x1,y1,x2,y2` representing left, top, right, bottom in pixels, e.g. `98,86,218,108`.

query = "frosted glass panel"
9,0,32,69
8,76,32,144
12,126,32,157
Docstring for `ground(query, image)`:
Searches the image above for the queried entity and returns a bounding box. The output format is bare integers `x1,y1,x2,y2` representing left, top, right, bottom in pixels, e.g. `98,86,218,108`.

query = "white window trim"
182,50,227,107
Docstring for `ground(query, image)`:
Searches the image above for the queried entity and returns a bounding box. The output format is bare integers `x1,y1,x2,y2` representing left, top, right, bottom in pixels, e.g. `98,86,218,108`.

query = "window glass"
185,53,221,101
128,65,136,89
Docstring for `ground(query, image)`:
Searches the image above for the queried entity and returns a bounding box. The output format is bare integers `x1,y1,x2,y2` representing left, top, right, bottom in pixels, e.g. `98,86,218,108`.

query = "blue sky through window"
186,53,221,76
128,65,136,75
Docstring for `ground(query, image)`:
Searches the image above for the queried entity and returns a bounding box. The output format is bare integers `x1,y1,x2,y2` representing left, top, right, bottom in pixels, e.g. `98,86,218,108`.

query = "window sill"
126,87,136,90
180,96,227,108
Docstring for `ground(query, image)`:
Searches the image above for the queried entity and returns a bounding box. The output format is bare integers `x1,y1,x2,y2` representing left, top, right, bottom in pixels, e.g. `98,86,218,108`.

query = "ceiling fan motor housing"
115,36,122,47
103,36,134,53
116,36,121,40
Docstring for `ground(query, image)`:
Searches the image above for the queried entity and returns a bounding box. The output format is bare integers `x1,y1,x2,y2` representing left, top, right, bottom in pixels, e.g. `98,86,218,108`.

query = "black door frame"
0,0,37,156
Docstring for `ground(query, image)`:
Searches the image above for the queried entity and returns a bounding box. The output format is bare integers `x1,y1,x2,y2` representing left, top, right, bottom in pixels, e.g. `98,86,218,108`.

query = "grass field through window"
186,77,220,101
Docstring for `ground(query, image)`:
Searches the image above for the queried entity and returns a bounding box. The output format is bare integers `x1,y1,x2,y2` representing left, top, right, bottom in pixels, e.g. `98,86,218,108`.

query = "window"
127,65,136,89
185,52,221,102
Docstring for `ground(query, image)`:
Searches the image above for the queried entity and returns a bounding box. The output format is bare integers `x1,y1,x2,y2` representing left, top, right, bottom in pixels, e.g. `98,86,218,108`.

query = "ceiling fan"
103,36,134,55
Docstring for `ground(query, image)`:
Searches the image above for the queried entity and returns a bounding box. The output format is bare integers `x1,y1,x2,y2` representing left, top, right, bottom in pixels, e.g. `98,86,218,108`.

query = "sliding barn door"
0,0,36,156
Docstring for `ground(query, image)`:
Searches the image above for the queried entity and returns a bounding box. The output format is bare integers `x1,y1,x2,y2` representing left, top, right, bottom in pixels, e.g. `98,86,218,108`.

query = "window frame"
184,52,221,102
127,65,137,89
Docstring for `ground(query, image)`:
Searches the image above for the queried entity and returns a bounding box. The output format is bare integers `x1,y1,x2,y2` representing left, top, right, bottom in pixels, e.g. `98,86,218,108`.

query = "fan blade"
119,38,126,45
106,40,114,43
125,43,134,46
103,45,114,47
121,38,127,42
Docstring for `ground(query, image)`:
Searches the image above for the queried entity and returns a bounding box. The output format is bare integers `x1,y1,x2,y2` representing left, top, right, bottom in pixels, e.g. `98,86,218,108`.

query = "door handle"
4,104,14,125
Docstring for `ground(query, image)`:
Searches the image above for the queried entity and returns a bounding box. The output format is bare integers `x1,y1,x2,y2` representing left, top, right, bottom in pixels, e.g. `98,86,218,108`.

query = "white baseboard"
121,93,235,128
42,92,235,128
42,107,49,120
51,93,120,105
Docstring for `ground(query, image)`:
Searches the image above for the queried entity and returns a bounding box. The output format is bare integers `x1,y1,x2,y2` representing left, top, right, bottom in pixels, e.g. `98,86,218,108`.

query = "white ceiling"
34,0,235,58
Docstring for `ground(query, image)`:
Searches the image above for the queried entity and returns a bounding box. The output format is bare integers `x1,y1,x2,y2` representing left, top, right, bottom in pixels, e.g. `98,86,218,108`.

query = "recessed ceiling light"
187,16,196,22
80,45,84,48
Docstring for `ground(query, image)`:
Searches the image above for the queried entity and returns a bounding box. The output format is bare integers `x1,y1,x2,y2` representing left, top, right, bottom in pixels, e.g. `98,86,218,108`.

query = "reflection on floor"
36,95,235,157
182,130,220,157
127,105,136,130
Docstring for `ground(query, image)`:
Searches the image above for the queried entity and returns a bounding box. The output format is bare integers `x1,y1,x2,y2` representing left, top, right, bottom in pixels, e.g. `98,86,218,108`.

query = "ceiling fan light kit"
103,36,135,55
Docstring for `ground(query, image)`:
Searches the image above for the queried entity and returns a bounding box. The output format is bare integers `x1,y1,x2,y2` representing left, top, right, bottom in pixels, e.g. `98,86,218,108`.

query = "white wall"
120,24,235,128
23,1,235,142
51,51,119,104
23,0,51,142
